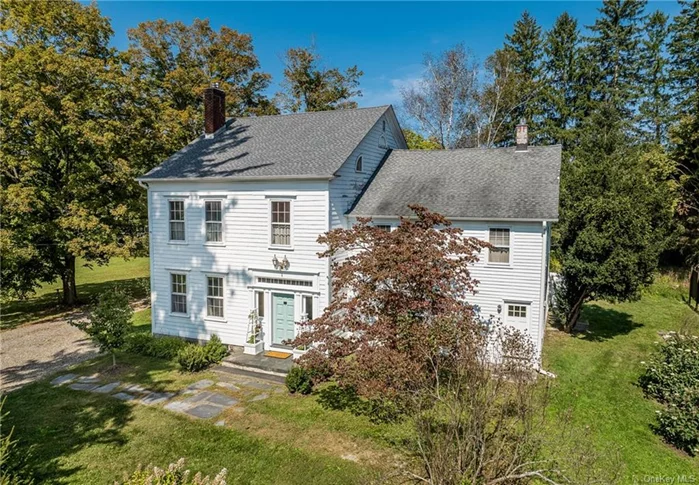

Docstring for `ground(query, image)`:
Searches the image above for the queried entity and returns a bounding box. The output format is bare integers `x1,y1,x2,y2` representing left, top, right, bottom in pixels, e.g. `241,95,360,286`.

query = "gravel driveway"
0,315,100,393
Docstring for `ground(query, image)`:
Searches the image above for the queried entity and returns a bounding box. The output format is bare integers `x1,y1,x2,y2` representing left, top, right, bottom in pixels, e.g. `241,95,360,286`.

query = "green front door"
272,293,295,345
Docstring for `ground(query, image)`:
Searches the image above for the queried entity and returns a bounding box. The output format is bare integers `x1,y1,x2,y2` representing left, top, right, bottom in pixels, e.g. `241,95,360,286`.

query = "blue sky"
98,1,682,108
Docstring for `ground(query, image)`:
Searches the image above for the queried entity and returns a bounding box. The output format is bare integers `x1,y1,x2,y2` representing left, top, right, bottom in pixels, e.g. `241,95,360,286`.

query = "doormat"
264,351,292,359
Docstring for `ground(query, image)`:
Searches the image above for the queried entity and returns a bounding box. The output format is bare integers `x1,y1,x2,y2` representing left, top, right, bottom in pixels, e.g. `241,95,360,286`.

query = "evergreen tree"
502,11,545,144
557,104,675,331
638,11,672,145
541,12,582,148
668,0,699,115
586,0,646,117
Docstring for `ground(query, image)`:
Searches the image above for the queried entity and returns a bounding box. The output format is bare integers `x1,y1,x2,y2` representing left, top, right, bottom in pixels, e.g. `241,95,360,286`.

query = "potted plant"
244,310,264,355
292,344,307,361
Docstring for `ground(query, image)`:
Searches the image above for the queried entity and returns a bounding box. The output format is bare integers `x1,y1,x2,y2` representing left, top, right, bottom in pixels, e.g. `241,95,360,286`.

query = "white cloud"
359,69,423,108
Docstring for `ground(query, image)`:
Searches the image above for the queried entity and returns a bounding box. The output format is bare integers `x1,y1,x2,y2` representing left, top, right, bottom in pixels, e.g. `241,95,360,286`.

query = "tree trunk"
563,288,588,333
61,254,78,306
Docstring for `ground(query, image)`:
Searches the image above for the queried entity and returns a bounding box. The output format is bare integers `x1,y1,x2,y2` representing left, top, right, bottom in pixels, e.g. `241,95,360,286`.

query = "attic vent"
379,135,387,149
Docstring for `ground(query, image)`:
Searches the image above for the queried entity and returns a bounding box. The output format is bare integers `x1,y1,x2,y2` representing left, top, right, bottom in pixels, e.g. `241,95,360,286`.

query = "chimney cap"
518,117,527,125
212,81,220,89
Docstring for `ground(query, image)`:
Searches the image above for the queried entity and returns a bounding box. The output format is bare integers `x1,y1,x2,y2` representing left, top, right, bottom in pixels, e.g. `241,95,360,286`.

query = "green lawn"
1,257,149,330
543,282,699,479
4,257,699,482
3,345,407,484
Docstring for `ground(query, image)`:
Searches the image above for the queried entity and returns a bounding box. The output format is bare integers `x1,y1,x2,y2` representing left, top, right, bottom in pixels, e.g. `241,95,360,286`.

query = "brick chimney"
515,117,528,151
204,83,225,138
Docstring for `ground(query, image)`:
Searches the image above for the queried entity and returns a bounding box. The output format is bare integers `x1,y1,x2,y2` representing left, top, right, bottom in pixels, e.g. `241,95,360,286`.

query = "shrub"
0,398,34,485
639,333,699,403
177,335,228,372
125,333,187,360
285,366,313,395
71,289,132,367
639,331,699,455
120,458,226,485
177,345,210,373
203,334,228,364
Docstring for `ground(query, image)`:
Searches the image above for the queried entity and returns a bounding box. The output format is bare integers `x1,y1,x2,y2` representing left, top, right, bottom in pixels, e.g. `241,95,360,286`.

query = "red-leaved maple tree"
291,205,488,403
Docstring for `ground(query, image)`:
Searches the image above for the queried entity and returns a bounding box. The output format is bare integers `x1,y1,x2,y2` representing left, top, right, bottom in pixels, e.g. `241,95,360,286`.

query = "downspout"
536,220,556,378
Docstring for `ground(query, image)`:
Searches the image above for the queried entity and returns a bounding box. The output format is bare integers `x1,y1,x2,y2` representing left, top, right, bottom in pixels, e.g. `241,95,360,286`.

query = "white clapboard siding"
147,180,330,346
329,113,405,229
344,217,549,357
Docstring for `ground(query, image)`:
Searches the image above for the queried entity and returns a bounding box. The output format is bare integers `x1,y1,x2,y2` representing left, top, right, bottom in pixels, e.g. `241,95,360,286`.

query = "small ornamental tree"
291,205,487,406
72,288,133,367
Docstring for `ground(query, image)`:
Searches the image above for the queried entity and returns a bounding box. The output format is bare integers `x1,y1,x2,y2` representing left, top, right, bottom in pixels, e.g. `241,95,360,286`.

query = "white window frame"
205,274,225,321
487,227,512,266
301,294,315,321
507,304,528,318
168,199,187,243
169,272,188,316
374,224,392,232
269,199,293,249
355,155,363,172
203,199,225,245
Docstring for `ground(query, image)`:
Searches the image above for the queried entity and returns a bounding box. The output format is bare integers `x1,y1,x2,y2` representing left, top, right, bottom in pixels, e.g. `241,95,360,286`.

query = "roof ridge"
391,144,562,153
231,105,391,121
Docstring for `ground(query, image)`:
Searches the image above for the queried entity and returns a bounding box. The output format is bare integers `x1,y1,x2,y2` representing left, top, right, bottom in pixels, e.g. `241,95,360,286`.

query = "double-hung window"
171,273,187,314
271,201,291,246
169,200,185,241
206,276,224,318
205,200,223,243
488,228,510,264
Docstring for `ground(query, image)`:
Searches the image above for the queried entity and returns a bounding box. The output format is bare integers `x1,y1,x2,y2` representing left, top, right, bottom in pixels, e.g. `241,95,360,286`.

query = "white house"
138,85,561,359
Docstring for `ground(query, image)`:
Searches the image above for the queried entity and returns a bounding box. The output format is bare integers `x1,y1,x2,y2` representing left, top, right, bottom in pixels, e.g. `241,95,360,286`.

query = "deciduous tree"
0,0,147,304
127,19,275,155
401,45,479,148
292,206,486,406
276,46,362,113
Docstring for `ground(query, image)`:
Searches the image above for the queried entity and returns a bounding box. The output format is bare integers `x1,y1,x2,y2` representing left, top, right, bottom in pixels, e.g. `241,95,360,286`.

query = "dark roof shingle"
349,146,562,220
140,106,390,180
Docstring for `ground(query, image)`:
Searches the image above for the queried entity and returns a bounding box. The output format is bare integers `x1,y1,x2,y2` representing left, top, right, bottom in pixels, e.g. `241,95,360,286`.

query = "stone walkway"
50,371,284,422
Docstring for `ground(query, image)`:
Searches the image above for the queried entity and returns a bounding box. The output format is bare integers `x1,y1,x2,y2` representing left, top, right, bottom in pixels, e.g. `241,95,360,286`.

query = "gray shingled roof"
140,106,390,180
349,146,562,220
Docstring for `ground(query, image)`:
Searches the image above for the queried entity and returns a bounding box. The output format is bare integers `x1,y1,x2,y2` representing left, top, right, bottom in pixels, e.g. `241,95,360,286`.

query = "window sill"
268,246,294,252
169,312,189,318
204,316,227,323
485,262,513,269
168,241,188,246
203,242,226,247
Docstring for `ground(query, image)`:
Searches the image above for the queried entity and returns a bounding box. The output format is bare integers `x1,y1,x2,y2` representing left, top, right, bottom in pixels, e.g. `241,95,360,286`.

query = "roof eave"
136,174,335,183
347,214,559,223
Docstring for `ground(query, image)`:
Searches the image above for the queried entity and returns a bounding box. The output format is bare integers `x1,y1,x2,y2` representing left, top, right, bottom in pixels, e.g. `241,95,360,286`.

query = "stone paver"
123,384,147,393
141,392,175,406
186,379,214,391
244,380,275,391
215,420,226,426
250,393,269,402
92,382,120,393
68,382,98,391
113,392,136,401
186,403,224,419
50,373,77,386
216,382,240,391
76,375,100,383
164,400,193,413
207,393,238,407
